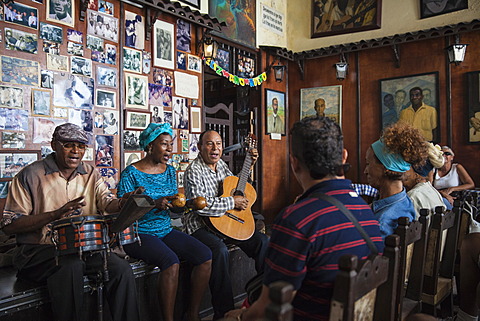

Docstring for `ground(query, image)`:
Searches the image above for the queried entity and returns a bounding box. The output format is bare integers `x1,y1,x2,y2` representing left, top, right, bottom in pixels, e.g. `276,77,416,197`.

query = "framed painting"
153,20,174,69
265,89,286,135
300,85,342,125
312,0,381,38
379,72,439,142
208,0,256,48
46,0,75,27
467,71,480,144
0,151,40,180
125,110,151,130
421,0,468,19
125,73,148,109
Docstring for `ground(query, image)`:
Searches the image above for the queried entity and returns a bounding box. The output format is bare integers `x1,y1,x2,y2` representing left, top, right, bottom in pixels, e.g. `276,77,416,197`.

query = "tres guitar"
206,135,257,241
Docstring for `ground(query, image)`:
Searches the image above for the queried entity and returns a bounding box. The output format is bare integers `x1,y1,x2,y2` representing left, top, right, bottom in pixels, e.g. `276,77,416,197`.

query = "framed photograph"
300,85,342,125
214,48,230,71
236,54,255,78
95,89,116,108
125,11,144,50
67,29,83,43
96,66,117,87
177,0,199,9
172,96,188,129
187,55,202,73
46,0,75,27
379,72,438,142
3,2,39,29
98,167,118,189
125,73,148,109
0,86,23,109
103,110,118,135
153,20,174,69
177,51,187,70
265,89,286,135
53,106,68,118
71,56,92,77
39,22,63,43
95,135,114,167
3,109,29,131
0,151,40,180
4,28,38,54
149,83,172,107
33,118,62,143
47,54,69,72
421,0,468,18
177,171,185,189
87,0,98,11
125,110,151,130
176,19,191,52
190,106,202,133
99,0,114,15
53,73,94,109
153,68,173,86
67,42,84,56
0,181,10,199
42,41,60,55
2,132,26,149
467,71,480,144
151,105,164,123
312,0,381,38
105,44,117,65
32,89,51,116
87,9,118,42
123,47,142,73
1,56,40,87
68,109,93,132
86,34,104,51
124,151,142,167
143,51,151,74
124,130,141,151
208,0,255,48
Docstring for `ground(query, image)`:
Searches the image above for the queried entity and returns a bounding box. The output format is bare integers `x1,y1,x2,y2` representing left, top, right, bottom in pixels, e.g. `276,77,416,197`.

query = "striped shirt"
263,179,384,320
182,156,235,235
1,153,117,245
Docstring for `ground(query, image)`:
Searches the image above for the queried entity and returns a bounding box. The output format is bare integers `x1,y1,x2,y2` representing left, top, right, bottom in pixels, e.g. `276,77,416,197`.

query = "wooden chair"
264,281,294,321
393,210,429,321
329,234,400,321
421,206,461,317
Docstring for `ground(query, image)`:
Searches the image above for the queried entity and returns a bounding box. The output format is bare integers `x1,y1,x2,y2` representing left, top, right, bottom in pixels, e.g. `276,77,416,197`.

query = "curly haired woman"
364,122,429,237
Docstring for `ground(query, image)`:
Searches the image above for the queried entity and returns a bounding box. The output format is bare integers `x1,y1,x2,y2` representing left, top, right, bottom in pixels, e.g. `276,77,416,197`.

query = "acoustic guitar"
206,135,257,241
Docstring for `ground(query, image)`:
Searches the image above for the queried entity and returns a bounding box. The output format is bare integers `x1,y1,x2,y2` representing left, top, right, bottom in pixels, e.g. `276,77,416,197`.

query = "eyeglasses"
58,141,87,150
443,152,452,156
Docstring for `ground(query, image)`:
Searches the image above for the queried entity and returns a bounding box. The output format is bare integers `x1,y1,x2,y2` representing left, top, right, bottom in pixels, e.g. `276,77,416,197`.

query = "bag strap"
310,192,379,255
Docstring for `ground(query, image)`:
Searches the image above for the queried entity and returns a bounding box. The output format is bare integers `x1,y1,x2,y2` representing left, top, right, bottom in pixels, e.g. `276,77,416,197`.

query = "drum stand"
86,250,109,321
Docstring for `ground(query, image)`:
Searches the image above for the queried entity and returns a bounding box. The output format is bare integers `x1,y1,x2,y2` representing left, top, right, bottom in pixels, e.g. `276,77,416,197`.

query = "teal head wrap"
371,139,411,173
139,123,173,151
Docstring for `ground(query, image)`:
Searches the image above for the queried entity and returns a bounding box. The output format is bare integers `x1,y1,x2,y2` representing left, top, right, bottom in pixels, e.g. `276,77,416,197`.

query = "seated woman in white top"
403,143,446,219
432,146,475,205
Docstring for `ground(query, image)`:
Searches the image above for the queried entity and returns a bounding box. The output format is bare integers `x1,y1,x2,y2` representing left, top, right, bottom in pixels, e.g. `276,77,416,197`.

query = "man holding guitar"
183,130,268,320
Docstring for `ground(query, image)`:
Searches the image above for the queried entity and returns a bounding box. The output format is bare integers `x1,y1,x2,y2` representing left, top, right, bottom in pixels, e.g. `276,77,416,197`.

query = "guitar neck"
236,153,252,194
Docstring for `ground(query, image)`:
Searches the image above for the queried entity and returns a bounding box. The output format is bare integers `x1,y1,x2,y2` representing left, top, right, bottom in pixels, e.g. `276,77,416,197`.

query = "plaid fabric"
182,156,235,235
352,183,379,198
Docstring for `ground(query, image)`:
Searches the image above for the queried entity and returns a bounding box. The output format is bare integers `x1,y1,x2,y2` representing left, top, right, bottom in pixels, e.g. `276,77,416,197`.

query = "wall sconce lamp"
272,64,286,82
201,33,218,60
335,54,348,80
446,35,468,65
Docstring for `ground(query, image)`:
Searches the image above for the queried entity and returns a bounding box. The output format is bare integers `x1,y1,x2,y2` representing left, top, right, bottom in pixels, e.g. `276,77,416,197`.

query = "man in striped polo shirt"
227,116,384,321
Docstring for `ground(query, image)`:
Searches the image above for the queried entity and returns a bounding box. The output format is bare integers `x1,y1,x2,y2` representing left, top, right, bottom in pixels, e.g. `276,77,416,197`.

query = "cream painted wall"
287,0,480,52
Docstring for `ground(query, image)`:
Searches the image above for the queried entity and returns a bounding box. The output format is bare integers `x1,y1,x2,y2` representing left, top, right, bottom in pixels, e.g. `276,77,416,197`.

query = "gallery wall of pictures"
0,0,204,197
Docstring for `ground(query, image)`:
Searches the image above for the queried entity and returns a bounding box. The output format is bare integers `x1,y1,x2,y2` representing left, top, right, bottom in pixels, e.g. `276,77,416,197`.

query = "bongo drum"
105,214,141,248
51,215,109,257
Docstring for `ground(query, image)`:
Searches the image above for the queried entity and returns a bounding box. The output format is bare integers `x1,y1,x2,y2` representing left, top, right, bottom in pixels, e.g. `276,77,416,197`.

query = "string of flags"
203,58,267,87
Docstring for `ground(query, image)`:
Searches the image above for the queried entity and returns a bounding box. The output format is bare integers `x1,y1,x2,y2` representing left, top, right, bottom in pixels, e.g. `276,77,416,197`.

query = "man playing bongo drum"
0,123,140,321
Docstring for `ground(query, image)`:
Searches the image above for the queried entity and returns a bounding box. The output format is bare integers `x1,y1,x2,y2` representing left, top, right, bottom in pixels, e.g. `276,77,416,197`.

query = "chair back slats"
264,281,294,321
330,234,400,321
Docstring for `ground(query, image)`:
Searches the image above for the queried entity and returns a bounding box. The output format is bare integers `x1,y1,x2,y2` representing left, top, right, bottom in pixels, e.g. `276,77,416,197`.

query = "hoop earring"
147,146,152,155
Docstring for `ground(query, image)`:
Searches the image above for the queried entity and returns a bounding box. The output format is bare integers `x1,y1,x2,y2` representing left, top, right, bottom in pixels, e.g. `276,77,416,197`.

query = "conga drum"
51,215,109,257
105,214,141,249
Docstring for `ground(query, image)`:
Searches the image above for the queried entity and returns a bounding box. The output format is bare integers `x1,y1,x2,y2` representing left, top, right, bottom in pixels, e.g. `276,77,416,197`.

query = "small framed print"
86,9,119,43
0,151,40,180
0,85,23,109
125,110,151,130
71,56,92,77
47,54,69,72
123,47,142,73
3,2,39,30
95,89,116,108
177,171,185,189
124,130,141,151
124,151,142,167
190,106,201,133
187,54,201,73
53,106,68,118
96,65,117,87
67,29,83,43
32,89,51,116
125,11,144,50
125,73,148,109
46,0,75,27
39,22,63,43
4,28,38,54
153,20,174,69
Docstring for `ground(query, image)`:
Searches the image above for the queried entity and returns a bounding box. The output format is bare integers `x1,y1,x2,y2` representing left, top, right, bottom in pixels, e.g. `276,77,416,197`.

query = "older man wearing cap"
0,123,140,321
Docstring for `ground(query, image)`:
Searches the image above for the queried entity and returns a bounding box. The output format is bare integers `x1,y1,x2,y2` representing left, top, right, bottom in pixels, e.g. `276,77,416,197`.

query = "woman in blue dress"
118,123,211,321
